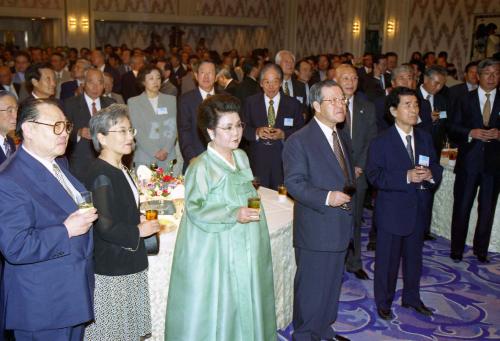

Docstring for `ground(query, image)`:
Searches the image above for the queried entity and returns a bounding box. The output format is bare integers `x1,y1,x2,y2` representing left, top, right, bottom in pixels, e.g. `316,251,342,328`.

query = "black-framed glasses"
107,128,137,137
215,122,245,132
29,120,74,135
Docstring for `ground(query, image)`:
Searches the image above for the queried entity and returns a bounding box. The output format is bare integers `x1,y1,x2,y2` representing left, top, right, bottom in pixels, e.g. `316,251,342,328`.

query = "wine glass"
340,182,356,211
263,123,275,146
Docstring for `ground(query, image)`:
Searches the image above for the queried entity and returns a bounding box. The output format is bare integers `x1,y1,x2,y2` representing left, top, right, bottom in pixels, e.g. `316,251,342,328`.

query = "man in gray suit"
335,64,377,280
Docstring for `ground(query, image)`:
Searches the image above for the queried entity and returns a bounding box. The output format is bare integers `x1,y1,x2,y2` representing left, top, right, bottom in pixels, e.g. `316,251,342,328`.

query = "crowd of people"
0,41,498,341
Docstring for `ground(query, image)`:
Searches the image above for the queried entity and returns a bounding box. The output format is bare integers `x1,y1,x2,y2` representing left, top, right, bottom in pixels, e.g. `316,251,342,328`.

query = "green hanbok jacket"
165,146,277,341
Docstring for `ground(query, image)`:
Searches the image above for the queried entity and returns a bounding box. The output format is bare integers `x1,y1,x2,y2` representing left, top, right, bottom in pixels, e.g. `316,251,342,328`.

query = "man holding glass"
283,80,353,341
0,98,97,340
243,63,304,190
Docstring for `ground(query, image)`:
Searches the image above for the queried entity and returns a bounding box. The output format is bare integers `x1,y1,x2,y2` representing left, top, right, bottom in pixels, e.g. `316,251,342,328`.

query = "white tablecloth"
147,187,295,340
432,162,500,252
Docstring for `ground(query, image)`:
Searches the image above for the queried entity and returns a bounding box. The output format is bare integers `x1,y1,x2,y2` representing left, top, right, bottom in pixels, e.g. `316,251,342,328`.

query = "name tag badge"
284,118,294,127
296,96,303,104
439,111,447,119
418,155,430,167
157,107,168,115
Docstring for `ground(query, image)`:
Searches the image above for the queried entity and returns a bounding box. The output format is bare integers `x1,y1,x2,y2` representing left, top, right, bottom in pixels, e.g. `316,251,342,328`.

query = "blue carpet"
278,210,500,340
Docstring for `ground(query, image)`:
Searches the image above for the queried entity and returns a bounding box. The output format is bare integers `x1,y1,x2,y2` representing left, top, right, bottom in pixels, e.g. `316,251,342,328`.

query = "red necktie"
92,101,97,116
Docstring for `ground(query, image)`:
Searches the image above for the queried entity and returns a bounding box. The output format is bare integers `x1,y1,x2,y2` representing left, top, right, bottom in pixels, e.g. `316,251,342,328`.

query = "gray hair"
309,80,340,110
216,65,232,80
424,65,447,78
0,90,17,102
89,104,131,152
76,58,92,70
83,67,103,82
259,63,283,82
391,64,414,82
275,50,296,65
478,58,500,74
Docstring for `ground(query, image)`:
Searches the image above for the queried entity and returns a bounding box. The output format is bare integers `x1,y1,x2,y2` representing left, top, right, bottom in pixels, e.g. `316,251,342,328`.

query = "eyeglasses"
321,97,348,106
261,79,281,87
215,122,245,132
107,128,137,137
0,106,18,114
29,120,74,135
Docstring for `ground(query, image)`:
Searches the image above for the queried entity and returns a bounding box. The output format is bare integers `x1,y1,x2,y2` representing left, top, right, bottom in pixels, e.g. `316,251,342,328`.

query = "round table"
147,187,295,340
432,161,500,252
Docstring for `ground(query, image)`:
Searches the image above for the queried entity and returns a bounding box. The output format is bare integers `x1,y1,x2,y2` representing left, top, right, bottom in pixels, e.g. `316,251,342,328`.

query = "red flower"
163,175,174,182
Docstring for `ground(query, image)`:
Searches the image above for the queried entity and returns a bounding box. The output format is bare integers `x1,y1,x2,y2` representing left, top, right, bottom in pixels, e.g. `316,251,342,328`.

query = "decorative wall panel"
0,0,62,9
93,0,177,14
407,0,500,75
95,22,270,56
199,0,268,18
295,0,347,57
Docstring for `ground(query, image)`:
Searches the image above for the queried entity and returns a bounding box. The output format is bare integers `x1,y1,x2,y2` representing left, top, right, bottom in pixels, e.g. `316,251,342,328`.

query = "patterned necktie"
406,135,415,166
92,101,97,116
426,94,433,111
483,93,491,127
268,99,276,127
52,163,76,202
284,81,290,96
332,130,349,180
205,93,212,100
345,99,352,135
3,139,11,158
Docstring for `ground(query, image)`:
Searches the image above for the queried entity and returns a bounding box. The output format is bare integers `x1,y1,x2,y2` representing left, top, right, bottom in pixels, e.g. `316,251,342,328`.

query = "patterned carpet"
278,211,500,341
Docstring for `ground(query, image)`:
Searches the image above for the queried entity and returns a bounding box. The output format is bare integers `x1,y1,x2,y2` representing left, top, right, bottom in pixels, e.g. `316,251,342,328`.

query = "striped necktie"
53,163,76,202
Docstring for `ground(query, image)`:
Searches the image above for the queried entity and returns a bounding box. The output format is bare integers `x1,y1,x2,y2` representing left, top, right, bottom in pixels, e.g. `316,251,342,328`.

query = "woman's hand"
237,207,260,223
155,149,168,161
138,220,160,237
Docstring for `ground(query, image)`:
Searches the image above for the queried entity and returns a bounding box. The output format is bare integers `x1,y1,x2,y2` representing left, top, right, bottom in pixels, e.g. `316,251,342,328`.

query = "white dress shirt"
84,93,101,114
264,93,280,115
0,135,8,156
420,85,434,111
478,86,497,116
198,87,215,100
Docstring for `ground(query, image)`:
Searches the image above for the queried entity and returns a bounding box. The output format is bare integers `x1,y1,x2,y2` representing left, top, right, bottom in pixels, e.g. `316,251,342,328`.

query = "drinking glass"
77,191,94,212
340,182,356,211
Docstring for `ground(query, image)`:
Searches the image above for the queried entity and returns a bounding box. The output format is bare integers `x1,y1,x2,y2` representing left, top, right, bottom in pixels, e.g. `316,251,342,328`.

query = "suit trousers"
13,325,84,341
451,171,500,257
345,182,367,271
374,196,427,309
292,247,346,341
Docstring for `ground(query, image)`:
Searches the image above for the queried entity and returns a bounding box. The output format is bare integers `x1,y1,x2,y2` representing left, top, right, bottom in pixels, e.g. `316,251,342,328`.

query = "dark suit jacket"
121,71,141,103
447,83,470,126
1,83,20,96
170,65,187,88
178,88,224,171
283,119,354,251
416,87,448,156
366,126,443,236
0,148,94,331
0,136,15,165
224,79,238,96
64,95,115,180
104,64,121,93
361,75,390,102
233,76,261,104
342,95,377,188
448,88,500,175
60,80,79,101
84,158,147,276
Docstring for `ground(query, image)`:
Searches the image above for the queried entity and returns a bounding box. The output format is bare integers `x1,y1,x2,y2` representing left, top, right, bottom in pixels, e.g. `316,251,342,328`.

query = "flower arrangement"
136,164,185,200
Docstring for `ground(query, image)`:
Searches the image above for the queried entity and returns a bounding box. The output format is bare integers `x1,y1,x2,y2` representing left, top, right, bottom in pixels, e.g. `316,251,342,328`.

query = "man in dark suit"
60,59,92,101
334,64,377,280
357,52,374,91
178,60,218,172
309,54,329,86
449,58,500,263
447,61,479,126
366,87,443,321
283,80,353,341
275,50,307,107
242,63,304,190
362,54,391,102
0,98,97,341
90,49,121,93
0,91,17,165
64,69,115,181
170,54,187,89
233,57,262,104
216,66,238,96
121,54,145,103
0,66,20,100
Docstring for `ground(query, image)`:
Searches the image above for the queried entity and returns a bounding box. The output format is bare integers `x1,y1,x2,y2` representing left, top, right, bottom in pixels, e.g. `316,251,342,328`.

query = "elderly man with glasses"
0,98,97,341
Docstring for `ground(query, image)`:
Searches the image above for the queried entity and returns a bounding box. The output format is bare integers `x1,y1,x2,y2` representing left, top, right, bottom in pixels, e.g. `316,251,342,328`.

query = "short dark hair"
25,62,52,93
464,61,479,73
242,57,259,76
295,59,310,71
373,54,387,65
423,51,435,61
197,94,241,142
136,64,162,91
16,98,60,140
438,51,448,59
15,51,31,63
384,87,418,125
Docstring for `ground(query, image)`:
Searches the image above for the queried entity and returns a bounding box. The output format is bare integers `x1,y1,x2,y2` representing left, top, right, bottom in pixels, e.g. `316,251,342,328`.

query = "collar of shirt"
0,135,7,155
31,92,40,99
22,145,57,175
282,78,293,97
199,87,214,100
394,123,415,158
314,116,340,153
99,64,105,72
264,93,280,113
466,82,477,91
420,85,434,110
55,71,63,78
207,142,236,170
478,86,497,113
84,93,101,113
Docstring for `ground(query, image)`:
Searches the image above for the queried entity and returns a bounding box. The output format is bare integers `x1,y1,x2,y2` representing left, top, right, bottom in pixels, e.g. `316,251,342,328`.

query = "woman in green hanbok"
165,95,277,341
